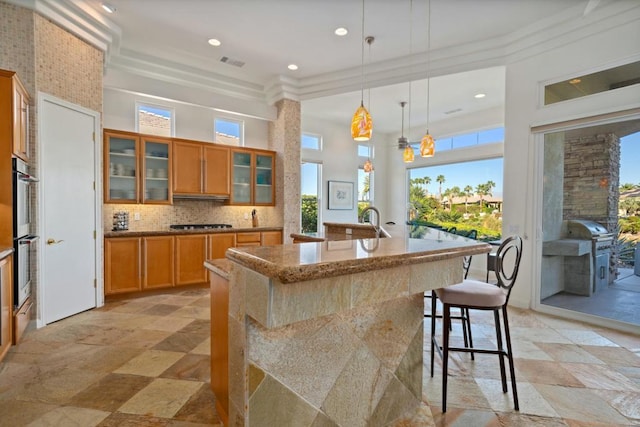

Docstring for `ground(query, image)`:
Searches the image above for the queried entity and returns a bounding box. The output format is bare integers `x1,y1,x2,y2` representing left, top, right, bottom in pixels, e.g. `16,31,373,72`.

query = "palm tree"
361,174,370,201
436,175,445,200
476,183,488,209
450,186,461,211
463,185,473,213
423,176,432,197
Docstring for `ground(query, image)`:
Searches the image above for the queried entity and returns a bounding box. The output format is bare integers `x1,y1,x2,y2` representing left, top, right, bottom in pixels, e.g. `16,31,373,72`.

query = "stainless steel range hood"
172,194,229,201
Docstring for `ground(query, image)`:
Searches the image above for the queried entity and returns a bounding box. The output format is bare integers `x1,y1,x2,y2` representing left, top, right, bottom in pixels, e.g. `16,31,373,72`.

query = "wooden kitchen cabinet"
105,238,142,294
105,236,175,295
143,236,174,289
173,140,229,198
175,234,208,285
104,129,172,205
0,70,30,162
229,148,275,206
261,230,283,246
236,231,261,247
0,254,12,362
208,233,236,259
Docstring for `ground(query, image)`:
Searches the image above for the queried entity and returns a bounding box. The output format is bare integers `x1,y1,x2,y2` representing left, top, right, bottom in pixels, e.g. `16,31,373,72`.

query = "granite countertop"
105,226,283,238
0,247,14,260
205,258,231,280
291,223,391,242
226,229,490,283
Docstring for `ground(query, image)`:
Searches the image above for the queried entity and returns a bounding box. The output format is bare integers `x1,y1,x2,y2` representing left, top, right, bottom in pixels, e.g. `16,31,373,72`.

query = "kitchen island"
206,229,490,426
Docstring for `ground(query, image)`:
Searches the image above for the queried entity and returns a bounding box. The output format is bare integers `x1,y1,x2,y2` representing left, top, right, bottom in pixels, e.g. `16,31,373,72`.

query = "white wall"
300,115,393,226
502,12,640,309
103,88,270,150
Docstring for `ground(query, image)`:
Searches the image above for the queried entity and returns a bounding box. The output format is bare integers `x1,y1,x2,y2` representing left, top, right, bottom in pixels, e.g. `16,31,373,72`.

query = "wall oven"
12,158,38,308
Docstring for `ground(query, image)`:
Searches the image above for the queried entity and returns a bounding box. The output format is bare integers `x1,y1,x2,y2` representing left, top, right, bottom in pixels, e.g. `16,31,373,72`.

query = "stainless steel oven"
12,157,38,308
14,235,38,307
13,158,37,238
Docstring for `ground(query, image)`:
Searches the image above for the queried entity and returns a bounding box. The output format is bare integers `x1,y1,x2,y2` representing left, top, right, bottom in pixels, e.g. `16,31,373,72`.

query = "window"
415,127,504,153
301,161,322,233
408,158,503,240
302,133,322,150
136,103,173,137
215,117,243,146
357,144,372,158
544,60,640,105
358,168,373,221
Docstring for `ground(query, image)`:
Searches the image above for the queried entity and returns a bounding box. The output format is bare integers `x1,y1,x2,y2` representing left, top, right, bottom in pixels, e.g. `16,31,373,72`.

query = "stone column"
268,99,301,242
563,133,620,281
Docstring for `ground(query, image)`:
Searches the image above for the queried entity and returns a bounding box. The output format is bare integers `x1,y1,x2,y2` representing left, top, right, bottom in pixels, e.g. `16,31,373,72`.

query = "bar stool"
431,235,523,413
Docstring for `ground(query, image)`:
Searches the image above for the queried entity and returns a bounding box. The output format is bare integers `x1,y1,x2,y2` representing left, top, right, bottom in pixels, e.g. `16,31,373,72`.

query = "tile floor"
542,268,640,325
0,287,638,426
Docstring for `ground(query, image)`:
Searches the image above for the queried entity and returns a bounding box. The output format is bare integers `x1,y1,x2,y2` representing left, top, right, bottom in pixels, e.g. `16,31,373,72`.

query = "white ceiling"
81,0,597,133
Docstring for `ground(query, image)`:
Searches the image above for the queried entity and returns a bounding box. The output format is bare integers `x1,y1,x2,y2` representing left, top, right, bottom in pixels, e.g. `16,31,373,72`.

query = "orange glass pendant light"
363,158,374,173
420,131,434,157
403,145,414,163
351,102,373,141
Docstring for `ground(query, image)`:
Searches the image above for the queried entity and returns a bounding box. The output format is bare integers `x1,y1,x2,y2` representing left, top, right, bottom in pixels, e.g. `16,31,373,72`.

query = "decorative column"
268,99,301,242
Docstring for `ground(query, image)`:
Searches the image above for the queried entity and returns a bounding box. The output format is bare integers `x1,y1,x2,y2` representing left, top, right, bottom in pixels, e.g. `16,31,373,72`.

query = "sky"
620,132,640,186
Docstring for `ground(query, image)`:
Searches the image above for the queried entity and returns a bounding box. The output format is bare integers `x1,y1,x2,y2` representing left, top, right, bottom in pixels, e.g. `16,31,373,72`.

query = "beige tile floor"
0,287,638,426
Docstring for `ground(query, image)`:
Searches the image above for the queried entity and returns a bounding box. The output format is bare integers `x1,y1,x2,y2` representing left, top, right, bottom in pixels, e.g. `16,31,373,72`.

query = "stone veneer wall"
268,99,300,242
563,133,620,279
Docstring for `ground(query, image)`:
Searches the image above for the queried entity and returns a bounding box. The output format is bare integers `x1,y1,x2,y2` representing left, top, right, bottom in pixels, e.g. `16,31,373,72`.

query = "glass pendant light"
351,0,372,141
420,0,435,158
403,145,415,163
363,158,374,172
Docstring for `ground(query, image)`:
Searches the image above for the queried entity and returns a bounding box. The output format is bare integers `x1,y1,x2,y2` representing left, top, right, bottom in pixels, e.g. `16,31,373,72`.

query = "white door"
39,95,100,324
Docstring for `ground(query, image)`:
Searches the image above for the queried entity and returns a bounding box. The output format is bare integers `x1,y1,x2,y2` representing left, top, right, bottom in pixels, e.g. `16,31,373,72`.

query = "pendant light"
420,0,435,158
399,102,414,163
351,0,372,141
363,159,374,173
403,0,415,163
363,36,375,173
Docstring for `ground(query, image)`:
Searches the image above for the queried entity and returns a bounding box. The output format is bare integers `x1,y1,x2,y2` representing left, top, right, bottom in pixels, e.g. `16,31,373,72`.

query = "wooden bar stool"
431,235,523,413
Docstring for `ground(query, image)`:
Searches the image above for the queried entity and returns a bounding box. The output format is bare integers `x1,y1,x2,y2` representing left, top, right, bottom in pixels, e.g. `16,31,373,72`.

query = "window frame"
214,116,244,146
135,102,175,137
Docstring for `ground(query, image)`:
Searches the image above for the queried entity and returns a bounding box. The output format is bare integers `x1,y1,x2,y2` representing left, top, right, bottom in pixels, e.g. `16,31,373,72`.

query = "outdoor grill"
565,219,614,293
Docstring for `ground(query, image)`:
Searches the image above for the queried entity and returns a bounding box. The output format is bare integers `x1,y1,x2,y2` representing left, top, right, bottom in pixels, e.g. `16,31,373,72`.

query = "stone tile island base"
225,257,462,426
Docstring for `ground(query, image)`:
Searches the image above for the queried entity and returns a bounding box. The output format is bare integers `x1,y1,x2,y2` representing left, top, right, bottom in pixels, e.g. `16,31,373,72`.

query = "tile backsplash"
103,200,281,232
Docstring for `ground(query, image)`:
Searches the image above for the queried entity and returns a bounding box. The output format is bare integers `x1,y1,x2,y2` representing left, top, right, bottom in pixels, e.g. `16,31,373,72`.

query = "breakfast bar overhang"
207,232,490,426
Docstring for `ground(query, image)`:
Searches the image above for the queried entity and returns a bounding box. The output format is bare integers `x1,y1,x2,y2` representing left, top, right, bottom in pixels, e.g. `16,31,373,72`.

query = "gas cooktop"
170,224,233,230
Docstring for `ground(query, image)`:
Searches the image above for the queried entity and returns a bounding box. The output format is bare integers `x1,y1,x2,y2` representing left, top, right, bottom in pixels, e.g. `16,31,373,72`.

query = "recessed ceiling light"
208,38,221,47
101,3,116,13
334,27,348,36
569,78,581,85
288,64,298,71
474,93,486,98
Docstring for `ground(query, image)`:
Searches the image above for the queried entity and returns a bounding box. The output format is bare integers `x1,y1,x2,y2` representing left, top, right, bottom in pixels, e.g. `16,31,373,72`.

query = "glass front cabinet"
104,129,172,204
230,148,275,206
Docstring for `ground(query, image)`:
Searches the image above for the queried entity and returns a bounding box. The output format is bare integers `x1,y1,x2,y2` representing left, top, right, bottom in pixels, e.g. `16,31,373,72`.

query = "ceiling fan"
397,101,410,150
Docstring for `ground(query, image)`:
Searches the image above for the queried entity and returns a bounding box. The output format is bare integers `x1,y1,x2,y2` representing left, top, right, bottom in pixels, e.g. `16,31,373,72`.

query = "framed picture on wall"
328,180,354,210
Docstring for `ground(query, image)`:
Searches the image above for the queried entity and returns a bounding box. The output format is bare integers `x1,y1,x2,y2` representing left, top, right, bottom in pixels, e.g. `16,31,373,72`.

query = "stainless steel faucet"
359,206,381,237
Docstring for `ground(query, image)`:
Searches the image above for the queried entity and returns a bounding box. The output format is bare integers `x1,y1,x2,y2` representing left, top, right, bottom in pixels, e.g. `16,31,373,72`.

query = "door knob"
47,238,64,245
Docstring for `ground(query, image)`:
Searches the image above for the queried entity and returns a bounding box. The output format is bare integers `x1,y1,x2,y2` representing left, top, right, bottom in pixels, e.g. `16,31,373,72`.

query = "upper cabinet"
173,140,230,198
0,69,30,162
104,129,172,204
230,148,275,206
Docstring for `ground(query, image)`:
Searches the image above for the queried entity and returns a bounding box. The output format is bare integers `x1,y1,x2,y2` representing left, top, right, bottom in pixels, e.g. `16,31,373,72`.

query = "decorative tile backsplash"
103,200,281,232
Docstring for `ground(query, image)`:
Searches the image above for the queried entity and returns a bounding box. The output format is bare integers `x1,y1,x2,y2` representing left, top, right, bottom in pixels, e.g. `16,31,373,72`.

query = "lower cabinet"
1,255,12,362
175,234,208,286
105,238,142,294
236,232,261,247
144,236,175,289
209,233,236,259
105,236,174,295
261,230,283,246
105,230,282,296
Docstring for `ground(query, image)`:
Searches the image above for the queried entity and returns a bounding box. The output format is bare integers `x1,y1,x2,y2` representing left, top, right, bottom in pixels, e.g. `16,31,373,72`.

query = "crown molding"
10,0,640,108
